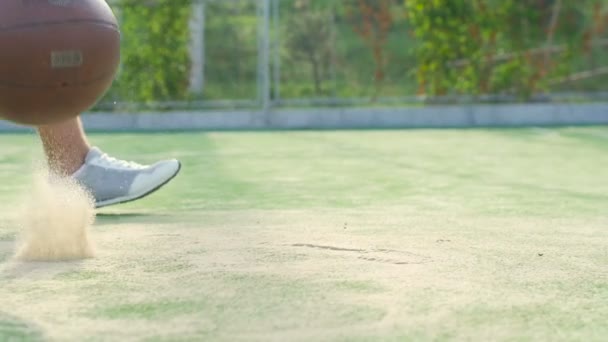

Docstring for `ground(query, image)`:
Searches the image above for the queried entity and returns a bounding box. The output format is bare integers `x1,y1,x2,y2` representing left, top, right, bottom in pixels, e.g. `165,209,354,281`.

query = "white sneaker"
72,147,181,208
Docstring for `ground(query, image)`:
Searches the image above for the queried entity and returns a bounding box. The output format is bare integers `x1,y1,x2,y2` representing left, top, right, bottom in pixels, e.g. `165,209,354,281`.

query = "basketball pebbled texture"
0,0,120,126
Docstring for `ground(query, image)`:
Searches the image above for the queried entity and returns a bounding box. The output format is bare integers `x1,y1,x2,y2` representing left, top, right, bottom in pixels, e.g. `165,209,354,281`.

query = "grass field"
0,127,607,341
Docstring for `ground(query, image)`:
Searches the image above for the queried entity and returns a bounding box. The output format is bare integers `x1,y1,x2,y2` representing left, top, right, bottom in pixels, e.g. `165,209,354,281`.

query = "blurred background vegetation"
98,0,608,111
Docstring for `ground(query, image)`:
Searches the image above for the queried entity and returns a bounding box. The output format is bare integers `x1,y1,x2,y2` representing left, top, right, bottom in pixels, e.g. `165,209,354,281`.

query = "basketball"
0,0,120,126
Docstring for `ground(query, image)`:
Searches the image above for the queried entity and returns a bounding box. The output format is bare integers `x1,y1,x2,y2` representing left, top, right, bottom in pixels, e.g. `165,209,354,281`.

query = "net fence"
98,0,608,112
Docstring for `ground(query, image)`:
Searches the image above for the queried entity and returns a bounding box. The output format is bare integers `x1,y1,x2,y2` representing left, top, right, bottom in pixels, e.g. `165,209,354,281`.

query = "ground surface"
0,127,607,341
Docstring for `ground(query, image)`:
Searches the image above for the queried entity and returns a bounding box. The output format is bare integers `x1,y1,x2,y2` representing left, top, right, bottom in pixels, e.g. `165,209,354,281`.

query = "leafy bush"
405,0,603,100
99,0,192,108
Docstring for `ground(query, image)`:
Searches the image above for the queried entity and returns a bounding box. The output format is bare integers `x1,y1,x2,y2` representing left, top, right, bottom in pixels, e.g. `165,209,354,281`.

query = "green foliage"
101,0,192,106
405,0,478,95
405,0,601,100
92,0,608,110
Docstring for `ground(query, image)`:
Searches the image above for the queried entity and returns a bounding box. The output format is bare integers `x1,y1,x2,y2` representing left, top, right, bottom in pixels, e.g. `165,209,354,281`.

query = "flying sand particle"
14,172,96,262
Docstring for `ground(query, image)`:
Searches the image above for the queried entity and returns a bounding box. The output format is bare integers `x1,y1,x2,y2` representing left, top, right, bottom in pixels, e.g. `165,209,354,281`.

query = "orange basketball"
0,0,120,126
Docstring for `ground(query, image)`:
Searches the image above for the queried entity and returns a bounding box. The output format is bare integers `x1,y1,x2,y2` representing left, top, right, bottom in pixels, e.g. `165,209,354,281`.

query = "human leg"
37,117,180,208
37,117,90,176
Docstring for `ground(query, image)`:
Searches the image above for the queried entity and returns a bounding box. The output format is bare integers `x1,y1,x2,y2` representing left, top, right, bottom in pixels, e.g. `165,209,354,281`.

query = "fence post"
273,0,281,105
189,0,206,94
257,0,272,124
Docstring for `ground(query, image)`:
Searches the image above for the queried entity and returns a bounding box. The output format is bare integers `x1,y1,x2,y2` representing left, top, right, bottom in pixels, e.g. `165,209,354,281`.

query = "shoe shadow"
95,212,171,226
96,212,155,218
0,240,89,282
1,259,88,279
0,241,14,264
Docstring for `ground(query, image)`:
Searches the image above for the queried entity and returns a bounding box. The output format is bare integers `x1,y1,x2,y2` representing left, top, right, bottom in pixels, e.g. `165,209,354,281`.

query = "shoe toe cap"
130,159,181,194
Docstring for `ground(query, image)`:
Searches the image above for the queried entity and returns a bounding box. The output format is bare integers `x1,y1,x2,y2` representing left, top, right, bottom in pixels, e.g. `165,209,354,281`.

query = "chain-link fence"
96,0,608,112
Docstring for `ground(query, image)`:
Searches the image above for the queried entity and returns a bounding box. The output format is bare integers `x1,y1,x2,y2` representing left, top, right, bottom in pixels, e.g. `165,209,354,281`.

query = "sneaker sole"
95,161,182,209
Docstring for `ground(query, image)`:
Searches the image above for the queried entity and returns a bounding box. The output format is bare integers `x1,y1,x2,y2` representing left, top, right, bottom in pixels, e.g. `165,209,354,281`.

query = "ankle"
47,147,90,176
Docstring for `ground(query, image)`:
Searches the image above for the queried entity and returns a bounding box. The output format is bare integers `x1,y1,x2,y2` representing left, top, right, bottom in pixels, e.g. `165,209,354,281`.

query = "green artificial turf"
0,127,606,341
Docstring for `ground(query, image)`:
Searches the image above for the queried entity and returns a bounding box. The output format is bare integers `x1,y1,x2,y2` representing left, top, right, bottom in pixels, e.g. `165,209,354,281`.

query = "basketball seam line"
0,70,116,88
0,19,119,32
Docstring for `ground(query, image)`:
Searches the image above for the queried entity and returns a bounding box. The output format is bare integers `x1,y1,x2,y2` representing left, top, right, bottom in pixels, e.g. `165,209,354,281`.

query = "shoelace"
96,152,146,170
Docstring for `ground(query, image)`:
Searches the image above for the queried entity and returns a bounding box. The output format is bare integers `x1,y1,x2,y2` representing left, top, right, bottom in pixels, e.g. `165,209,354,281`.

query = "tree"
100,0,192,108
284,0,335,95
345,0,393,97
405,0,603,100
